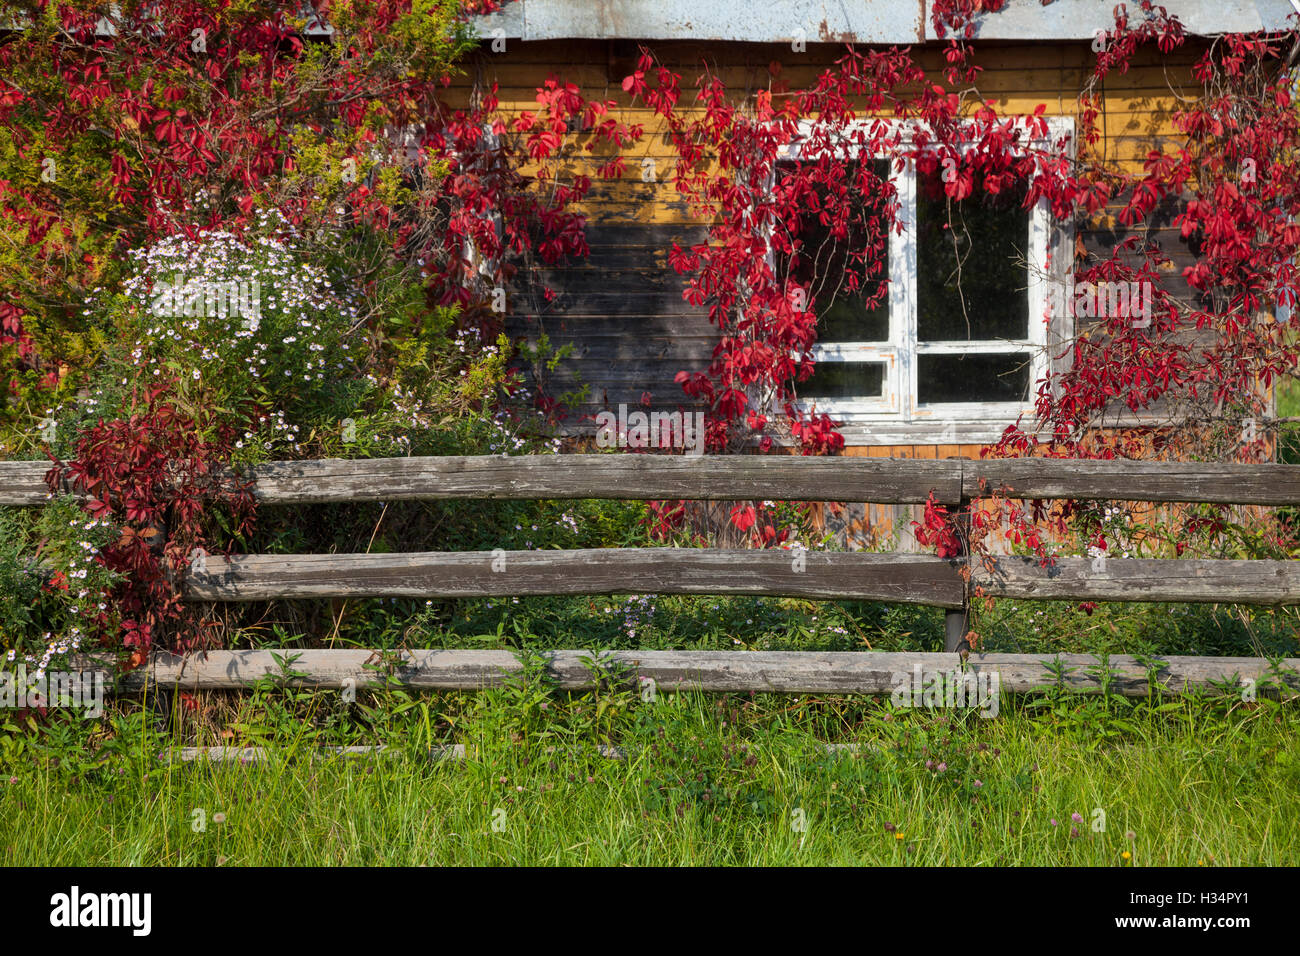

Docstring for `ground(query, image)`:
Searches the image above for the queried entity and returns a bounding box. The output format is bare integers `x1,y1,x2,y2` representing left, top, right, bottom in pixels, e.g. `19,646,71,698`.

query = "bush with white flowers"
43,214,542,465
0,495,122,678
4,214,575,665
103,222,366,458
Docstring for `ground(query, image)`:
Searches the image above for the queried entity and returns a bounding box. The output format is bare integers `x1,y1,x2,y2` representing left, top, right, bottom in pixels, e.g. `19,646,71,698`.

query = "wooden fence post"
944,494,971,653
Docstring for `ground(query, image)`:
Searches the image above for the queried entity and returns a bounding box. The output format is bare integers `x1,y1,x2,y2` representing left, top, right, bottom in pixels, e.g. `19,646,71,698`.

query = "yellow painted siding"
457,39,1208,551
459,38,1201,267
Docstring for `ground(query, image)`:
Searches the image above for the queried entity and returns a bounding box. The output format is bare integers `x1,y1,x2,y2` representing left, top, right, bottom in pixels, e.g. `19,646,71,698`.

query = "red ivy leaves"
609,11,1300,555
912,494,964,560
45,382,256,659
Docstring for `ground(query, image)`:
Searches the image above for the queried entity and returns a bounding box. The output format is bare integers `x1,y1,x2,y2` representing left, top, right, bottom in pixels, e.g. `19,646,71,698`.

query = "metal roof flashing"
471,0,1295,44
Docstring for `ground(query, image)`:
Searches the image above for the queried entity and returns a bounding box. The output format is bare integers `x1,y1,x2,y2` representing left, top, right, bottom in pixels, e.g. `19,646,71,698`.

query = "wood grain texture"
157,744,642,762
160,744,466,763
964,459,1300,505
0,460,55,505
235,455,966,505
10,455,1300,507
184,548,967,607
972,556,1300,604
95,649,1300,697
182,549,1300,607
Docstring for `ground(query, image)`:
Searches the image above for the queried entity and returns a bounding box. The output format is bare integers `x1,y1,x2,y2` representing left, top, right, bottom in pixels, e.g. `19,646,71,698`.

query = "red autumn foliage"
8,0,1300,619
45,383,255,657
609,4,1300,552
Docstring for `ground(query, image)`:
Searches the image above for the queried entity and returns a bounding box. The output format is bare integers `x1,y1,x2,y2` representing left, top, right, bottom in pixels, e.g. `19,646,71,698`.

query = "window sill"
832,420,1027,447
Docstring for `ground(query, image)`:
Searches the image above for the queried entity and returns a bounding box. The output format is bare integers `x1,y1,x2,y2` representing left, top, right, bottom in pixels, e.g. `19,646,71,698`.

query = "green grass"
5,409,1300,866
1278,374,1300,466
3,587,1297,867
2,677,1297,866
236,592,1300,661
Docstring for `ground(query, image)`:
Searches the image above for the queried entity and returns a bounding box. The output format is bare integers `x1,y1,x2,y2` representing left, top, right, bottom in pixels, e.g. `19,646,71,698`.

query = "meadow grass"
2,677,1296,866
5,404,1300,868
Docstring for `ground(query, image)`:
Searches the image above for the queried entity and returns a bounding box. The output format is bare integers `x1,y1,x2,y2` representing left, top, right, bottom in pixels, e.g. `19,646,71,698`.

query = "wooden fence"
2,454,1299,699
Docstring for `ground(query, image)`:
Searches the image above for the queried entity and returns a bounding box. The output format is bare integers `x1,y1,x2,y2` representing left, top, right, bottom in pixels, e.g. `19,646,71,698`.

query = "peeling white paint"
472,0,1295,43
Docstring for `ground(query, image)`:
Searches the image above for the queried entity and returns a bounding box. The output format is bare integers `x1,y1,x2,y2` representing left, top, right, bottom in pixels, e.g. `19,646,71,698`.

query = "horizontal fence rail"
960,458,1300,505
8,453,1300,701
1,455,961,505
185,550,967,607
972,556,1300,605
6,454,1300,506
182,551,1300,606
73,650,1300,698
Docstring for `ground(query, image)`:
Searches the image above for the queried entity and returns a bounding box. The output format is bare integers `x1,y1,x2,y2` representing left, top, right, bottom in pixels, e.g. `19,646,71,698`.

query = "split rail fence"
2,454,1299,699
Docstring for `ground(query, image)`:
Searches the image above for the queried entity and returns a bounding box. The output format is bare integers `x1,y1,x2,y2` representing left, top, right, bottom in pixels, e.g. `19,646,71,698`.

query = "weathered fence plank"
973,557,1300,605
185,549,967,608
94,649,1299,697
11,455,1300,507
0,456,964,506
183,550,1300,607
160,744,467,763
237,455,966,505
965,459,1300,504
0,460,53,506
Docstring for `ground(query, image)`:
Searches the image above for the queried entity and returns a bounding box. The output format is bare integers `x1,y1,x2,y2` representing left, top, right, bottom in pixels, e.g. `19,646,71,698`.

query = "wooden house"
455,0,1294,547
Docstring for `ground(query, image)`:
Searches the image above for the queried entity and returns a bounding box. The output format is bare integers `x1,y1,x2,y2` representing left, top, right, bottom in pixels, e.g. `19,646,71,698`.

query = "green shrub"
0,495,121,673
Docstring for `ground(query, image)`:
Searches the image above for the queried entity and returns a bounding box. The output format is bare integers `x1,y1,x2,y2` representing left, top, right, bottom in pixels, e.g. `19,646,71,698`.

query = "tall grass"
2,677,1296,866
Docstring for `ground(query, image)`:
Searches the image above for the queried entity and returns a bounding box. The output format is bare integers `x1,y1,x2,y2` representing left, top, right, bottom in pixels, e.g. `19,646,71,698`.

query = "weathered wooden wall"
445,38,1219,549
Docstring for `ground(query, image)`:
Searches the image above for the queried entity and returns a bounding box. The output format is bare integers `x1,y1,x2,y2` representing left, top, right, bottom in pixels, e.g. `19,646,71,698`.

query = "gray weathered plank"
0,460,54,506
972,556,1300,604
160,744,467,763
156,744,646,763
10,455,1300,508
185,549,966,608
185,549,1300,607
157,742,856,763
966,459,1300,504
0,455,961,506
101,649,1300,697
237,455,965,505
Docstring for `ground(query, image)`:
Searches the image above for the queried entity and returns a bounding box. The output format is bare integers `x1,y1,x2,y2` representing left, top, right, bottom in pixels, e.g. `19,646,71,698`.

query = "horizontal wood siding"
460,39,1210,446
507,223,712,419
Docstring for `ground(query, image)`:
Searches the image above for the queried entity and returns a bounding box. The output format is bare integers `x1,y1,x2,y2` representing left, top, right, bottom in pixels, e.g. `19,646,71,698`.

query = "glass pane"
916,166,1029,342
815,293,889,344
779,159,891,343
798,361,886,401
918,353,1030,404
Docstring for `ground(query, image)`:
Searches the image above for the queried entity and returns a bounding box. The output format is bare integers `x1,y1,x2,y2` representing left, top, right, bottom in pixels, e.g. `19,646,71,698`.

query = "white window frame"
774,116,1074,444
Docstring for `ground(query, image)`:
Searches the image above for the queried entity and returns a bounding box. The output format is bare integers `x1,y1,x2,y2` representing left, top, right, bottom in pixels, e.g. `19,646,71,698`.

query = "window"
775,118,1073,443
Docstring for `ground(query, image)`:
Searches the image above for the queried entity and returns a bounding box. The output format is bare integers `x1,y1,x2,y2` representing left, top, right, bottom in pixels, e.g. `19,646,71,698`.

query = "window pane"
798,361,886,401
816,293,889,344
916,167,1029,342
917,353,1029,404
779,159,891,343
